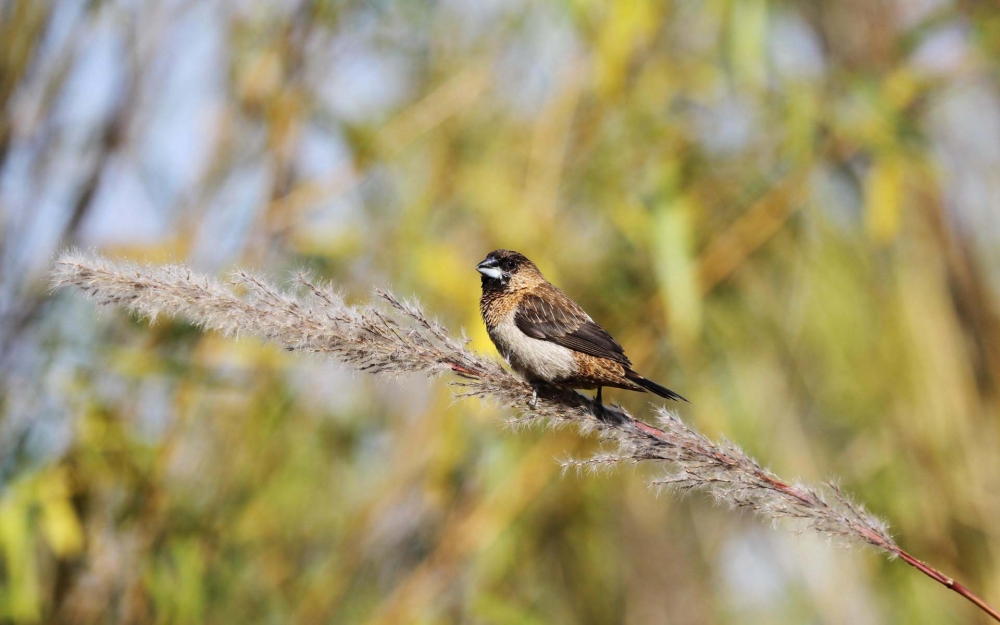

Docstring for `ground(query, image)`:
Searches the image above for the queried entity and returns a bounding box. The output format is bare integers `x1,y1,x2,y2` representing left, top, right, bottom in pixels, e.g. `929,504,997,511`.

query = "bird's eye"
501,259,514,271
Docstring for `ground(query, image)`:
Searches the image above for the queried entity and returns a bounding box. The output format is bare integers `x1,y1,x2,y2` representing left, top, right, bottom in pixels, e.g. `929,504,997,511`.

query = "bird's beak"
476,258,503,280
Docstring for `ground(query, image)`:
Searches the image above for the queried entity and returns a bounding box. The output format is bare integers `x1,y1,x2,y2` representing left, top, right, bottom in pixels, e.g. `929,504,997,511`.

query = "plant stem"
630,413,1000,623
54,254,1000,624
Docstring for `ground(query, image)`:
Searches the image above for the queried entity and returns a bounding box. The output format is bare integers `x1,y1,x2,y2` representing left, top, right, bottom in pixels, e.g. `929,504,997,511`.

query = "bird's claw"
592,400,607,421
528,387,538,409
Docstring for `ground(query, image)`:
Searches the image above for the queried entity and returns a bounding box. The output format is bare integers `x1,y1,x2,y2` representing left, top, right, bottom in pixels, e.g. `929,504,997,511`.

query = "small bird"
476,249,686,411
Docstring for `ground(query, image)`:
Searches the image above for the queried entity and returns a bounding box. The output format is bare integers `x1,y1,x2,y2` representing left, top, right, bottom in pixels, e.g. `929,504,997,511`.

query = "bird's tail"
625,370,688,402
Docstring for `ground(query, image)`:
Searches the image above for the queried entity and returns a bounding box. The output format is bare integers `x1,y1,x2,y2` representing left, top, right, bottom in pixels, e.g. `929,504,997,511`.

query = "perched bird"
476,249,686,411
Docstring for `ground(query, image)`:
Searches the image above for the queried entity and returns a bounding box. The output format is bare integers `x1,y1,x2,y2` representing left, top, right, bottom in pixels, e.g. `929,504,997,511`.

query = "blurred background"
2,0,1000,623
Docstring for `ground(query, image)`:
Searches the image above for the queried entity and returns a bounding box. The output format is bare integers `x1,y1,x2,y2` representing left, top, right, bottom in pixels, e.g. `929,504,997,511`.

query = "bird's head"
476,249,540,290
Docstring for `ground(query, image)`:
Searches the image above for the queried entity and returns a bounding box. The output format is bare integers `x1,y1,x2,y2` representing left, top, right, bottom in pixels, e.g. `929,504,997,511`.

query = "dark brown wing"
514,285,631,366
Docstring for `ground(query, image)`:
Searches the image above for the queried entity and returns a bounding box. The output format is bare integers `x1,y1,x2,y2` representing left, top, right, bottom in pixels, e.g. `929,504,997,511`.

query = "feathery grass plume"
50,251,1000,622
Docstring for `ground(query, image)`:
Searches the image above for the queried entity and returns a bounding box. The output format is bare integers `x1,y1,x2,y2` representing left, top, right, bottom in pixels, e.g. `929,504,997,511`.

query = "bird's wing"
514,285,631,366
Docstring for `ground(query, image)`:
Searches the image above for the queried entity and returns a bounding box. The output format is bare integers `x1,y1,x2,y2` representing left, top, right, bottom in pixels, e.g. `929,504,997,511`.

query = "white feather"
488,310,576,382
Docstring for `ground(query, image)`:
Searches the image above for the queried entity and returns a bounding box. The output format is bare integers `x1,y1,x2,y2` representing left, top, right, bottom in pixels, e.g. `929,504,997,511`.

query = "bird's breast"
486,311,577,383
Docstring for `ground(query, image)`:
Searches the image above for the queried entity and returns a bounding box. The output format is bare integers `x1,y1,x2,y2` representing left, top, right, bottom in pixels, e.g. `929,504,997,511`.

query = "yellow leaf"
883,69,919,111
595,0,658,95
730,0,768,89
38,470,84,558
654,194,702,342
865,155,904,244
0,489,40,622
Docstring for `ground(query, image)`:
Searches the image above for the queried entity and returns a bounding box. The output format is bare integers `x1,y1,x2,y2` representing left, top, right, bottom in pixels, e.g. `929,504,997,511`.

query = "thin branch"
50,251,1000,623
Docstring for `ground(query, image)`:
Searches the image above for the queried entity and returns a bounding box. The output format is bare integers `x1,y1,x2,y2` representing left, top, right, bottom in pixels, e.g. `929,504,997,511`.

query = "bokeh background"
3,0,1000,623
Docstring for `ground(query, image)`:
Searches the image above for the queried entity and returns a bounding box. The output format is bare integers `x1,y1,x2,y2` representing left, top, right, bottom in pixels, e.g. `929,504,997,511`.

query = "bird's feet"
590,387,623,423
528,387,539,409
592,386,604,418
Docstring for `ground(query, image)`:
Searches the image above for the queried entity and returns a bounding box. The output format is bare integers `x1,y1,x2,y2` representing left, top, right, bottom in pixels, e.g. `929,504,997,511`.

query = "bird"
476,249,686,412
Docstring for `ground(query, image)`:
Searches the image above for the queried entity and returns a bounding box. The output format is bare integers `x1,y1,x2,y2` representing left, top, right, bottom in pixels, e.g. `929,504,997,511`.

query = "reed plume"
50,251,1000,622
